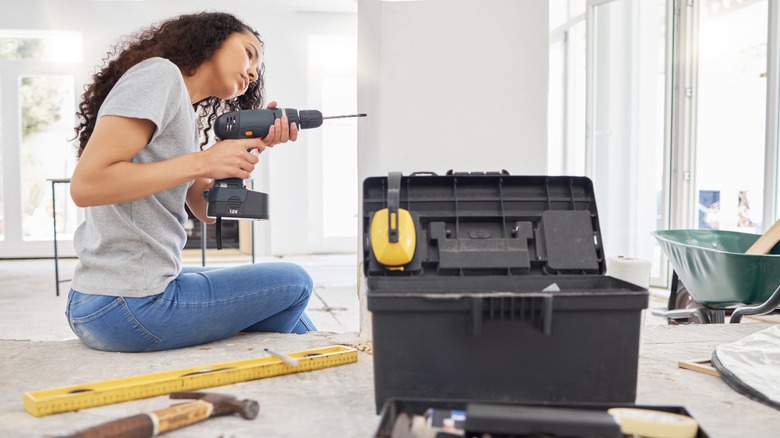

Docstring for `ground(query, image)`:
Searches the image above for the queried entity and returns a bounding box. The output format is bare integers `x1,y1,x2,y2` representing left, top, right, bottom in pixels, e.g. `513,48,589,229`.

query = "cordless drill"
214,108,353,140
204,108,366,248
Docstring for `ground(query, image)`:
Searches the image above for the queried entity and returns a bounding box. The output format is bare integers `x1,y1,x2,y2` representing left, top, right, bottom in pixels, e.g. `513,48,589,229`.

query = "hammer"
55,392,259,438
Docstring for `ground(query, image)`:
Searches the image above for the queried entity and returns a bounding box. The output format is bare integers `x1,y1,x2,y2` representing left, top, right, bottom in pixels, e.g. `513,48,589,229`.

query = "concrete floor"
0,254,374,437
0,253,362,342
2,255,779,437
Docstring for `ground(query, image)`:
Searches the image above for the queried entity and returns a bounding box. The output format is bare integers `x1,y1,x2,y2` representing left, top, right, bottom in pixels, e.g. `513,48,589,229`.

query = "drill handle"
211,178,244,188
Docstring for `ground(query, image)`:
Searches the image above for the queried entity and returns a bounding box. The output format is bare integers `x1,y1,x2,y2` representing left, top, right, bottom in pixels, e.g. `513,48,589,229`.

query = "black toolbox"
363,172,649,412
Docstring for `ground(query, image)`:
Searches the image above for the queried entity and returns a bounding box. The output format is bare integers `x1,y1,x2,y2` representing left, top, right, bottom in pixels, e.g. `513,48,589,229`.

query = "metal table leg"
49,178,72,297
201,220,207,267
51,180,61,297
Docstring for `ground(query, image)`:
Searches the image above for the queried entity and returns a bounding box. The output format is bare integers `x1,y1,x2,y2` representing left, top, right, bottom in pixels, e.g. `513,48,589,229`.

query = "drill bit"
322,113,367,120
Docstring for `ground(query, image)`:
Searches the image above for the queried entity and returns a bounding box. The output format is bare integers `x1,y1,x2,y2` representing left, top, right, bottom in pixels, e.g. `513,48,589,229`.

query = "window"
19,75,77,241
553,0,780,287
694,0,768,233
0,30,82,257
549,1,587,176
0,82,3,241
551,0,668,284
587,0,668,282
308,35,359,240
0,31,83,62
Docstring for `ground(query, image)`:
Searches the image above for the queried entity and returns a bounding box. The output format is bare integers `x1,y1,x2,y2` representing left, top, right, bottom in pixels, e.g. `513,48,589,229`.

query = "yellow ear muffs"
371,207,416,268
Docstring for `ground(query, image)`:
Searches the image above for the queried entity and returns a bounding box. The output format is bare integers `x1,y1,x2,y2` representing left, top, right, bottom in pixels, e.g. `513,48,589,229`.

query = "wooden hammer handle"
56,413,154,438
746,219,780,254
58,400,213,438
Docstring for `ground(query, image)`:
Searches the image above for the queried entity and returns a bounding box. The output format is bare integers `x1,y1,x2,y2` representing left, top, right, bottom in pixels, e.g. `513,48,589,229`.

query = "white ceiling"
87,0,358,13
270,0,357,12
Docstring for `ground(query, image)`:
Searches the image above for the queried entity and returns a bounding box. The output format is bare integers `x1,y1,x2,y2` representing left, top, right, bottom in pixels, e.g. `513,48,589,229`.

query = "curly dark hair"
73,11,265,157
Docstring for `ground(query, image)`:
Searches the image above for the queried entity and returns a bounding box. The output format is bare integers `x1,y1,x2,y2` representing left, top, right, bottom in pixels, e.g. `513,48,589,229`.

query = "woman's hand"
260,100,299,149
202,137,266,180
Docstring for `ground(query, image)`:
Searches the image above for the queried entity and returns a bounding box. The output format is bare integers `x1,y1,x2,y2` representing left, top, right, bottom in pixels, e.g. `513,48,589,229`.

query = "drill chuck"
299,110,325,130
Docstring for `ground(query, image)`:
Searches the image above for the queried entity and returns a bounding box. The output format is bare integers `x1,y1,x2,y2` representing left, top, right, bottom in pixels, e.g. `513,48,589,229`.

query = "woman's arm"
70,115,266,207
186,178,216,224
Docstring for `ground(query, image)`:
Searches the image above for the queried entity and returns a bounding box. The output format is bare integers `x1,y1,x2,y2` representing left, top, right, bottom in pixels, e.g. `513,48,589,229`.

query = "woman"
67,11,316,352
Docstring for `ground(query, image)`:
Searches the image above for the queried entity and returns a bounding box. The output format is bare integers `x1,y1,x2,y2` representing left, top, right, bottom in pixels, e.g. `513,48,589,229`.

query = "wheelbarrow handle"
730,284,780,323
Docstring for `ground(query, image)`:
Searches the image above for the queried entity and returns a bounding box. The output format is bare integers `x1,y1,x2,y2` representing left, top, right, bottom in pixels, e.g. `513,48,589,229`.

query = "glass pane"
19,75,77,241
695,0,767,233
0,32,82,61
548,21,586,176
569,21,587,176
310,35,358,239
589,0,666,272
550,1,568,29
548,39,565,174
322,77,358,238
0,82,3,241
0,37,43,59
551,0,587,29
569,0,587,17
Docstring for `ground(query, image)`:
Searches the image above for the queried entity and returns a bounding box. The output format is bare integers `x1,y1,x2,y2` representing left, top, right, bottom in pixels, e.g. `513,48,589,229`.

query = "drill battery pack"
205,178,268,221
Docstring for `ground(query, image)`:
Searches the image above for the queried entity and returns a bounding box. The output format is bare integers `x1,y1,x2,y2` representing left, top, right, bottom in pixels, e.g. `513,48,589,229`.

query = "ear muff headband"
370,172,416,267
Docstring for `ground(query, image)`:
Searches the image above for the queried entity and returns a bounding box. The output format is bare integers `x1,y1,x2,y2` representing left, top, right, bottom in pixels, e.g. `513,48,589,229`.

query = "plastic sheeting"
712,325,780,410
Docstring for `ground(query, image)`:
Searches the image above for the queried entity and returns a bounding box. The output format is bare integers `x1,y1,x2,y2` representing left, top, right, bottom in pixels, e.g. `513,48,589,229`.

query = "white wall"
356,0,549,339
358,0,548,178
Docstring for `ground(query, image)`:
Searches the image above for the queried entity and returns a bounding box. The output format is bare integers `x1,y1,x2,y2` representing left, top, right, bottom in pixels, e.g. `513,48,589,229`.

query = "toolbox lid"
363,172,607,286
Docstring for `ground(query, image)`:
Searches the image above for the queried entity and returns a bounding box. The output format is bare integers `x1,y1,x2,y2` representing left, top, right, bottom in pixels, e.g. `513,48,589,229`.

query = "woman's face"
205,30,262,100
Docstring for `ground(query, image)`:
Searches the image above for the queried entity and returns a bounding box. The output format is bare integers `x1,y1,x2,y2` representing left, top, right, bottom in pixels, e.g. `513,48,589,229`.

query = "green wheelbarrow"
651,230,780,324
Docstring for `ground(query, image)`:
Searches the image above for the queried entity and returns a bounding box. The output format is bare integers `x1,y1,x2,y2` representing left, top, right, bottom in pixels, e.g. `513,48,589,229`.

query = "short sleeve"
97,58,186,136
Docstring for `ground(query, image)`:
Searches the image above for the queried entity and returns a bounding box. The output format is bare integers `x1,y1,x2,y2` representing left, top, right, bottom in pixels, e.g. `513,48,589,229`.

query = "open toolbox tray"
363,172,609,287
374,398,709,438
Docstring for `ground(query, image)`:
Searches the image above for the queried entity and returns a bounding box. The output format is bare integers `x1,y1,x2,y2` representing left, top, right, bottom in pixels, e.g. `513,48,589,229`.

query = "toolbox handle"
387,172,402,243
409,171,438,176
469,295,554,336
445,169,510,176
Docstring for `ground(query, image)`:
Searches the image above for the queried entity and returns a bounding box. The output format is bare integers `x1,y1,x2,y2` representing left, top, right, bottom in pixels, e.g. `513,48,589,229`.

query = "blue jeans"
66,262,316,352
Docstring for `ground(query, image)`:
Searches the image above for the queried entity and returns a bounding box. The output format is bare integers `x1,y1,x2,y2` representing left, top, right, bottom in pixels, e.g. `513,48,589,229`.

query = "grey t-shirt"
71,57,199,297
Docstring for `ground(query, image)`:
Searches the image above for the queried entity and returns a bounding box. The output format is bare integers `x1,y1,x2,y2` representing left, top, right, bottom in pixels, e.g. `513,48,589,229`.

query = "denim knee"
281,262,314,303
300,266,314,296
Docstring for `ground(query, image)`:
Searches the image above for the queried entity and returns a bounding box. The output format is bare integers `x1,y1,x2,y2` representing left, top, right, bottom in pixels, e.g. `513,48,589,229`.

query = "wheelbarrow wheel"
674,286,696,310
667,271,726,324
668,272,700,324
670,287,706,324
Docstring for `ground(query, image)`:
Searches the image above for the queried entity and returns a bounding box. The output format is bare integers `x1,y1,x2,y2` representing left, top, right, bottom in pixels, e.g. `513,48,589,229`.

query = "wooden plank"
746,219,780,254
678,358,720,377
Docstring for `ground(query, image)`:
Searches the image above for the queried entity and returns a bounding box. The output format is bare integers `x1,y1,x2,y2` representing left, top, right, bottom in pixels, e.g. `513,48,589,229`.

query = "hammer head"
170,392,260,419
